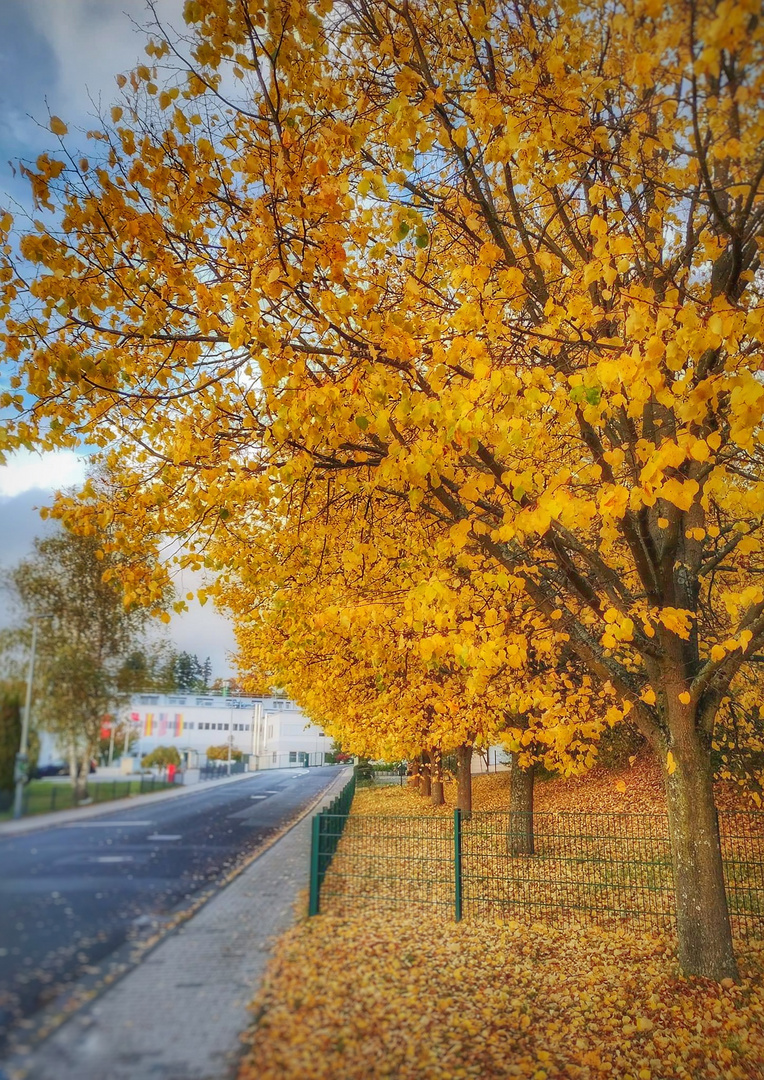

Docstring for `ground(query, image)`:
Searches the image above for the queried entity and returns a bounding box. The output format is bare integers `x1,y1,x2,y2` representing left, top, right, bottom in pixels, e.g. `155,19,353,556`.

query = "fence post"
309,814,321,917
454,807,463,922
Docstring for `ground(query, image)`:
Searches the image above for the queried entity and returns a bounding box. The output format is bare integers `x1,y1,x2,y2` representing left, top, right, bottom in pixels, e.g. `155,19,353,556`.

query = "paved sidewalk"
3,768,351,1080
0,770,273,837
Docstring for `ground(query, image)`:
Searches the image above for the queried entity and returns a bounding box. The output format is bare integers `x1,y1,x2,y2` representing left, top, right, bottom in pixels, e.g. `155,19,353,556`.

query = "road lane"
0,766,340,1048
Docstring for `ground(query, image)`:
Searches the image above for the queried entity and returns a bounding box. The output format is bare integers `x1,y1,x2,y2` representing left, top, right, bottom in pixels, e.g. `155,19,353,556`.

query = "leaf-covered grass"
240,913,764,1080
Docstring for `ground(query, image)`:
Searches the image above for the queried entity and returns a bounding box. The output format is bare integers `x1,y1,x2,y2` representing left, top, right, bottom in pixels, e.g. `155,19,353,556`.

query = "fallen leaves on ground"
240,913,764,1080
354,755,750,818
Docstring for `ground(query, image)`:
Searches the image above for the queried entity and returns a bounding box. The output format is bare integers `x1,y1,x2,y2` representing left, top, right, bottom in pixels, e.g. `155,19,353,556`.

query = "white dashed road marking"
67,821,153,828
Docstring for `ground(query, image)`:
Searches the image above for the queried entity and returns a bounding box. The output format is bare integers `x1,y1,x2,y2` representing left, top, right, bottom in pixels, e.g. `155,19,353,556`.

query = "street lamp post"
13,616,42,820
227,713,233,777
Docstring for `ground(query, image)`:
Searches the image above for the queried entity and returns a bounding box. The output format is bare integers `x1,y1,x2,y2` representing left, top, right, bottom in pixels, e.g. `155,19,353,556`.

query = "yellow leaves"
678,691,691,705
644,336,664,362
111,107,123,124
657,607,693,640
738,535,759,555
666,751,677,775
49,116,68,136
598,485,629,519
614,779,627,793
449,518,472,552
228,316,248,350
689,439,710,462
657,477,698,513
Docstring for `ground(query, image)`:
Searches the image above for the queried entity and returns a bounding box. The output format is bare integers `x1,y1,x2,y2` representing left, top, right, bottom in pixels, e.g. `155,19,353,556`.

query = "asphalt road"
0,766,341,1050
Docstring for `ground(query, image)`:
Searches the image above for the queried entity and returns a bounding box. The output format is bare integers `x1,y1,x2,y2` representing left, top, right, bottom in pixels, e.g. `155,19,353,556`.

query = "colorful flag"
144,713,154,736
174,713,184,736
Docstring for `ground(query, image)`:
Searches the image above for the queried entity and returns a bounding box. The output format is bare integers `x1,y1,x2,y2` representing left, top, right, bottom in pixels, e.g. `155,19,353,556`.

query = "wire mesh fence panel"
318,813,455,917
462,811,675,931
719,813,764,940
308,799,764,941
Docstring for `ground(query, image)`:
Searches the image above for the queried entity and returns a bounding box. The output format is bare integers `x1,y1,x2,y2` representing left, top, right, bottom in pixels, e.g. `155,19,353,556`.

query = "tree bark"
431,750,445,806
508,752,535,856
408,756,421,792
75,745,91,803
456,744,473,819
663,720,739,981
420,750,431,798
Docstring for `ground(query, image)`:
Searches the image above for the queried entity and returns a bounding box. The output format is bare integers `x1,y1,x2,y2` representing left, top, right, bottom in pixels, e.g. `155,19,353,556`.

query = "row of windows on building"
184,722,252,731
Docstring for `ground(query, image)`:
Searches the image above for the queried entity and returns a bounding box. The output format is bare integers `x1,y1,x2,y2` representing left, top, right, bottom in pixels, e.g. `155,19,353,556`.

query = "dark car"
33,762,68,778
33,760,96,778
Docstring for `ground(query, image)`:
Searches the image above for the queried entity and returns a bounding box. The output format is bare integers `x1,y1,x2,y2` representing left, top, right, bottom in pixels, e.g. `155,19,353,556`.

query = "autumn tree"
1,0,763,980
0,691,22,798
8,528,156,801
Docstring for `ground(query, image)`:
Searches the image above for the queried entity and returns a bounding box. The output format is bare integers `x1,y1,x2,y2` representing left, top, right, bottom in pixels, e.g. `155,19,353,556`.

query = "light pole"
13,615,45,819
227,712,233,776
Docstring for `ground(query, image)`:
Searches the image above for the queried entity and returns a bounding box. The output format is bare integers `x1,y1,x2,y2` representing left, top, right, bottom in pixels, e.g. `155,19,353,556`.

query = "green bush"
206,744,244,762
141,745,181,769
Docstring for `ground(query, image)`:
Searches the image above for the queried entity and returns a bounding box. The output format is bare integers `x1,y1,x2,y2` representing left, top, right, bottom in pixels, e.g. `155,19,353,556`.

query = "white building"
126,692,331,769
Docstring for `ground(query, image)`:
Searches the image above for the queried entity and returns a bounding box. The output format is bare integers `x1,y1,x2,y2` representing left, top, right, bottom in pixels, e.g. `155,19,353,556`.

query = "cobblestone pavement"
2,769,351,1080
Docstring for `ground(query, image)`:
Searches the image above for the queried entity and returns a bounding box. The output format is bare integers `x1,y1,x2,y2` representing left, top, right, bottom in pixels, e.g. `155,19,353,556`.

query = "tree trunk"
70,743,90,804
408,756,421,792
663,723,738,981
431,750,444,806
508,752,535,856
68,740,82,804
420,751,431,798
456,744,473,819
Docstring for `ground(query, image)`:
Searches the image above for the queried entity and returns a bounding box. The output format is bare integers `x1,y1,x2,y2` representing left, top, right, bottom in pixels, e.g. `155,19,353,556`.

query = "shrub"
141,745,181,769
206,744,244,762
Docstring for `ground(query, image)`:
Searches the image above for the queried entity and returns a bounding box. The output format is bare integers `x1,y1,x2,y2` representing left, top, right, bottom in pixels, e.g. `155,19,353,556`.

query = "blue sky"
0,0,236,677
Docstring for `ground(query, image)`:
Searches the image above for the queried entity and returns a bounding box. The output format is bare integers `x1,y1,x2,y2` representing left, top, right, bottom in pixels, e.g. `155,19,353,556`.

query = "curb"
0,768,332,837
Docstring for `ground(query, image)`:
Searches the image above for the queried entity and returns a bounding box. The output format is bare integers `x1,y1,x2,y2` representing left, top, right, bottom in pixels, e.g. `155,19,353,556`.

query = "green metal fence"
309,773,357,916
308,806,764,940
0,776,175,820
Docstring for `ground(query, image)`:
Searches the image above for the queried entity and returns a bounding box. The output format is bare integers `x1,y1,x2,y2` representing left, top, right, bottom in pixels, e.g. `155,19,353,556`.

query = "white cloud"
0,449,87,498
24,0,181,124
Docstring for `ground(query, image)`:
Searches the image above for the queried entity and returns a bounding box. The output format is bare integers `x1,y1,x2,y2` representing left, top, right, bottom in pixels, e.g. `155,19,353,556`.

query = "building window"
187,722,194,730
205,722,211,730
272,751,277,762
319,730,326,737
289,751,297,763
267,725,273,739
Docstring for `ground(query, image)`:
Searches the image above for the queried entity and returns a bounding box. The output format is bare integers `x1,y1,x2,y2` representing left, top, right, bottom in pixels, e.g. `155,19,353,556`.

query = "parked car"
33,762,68,778
33,760,97,778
